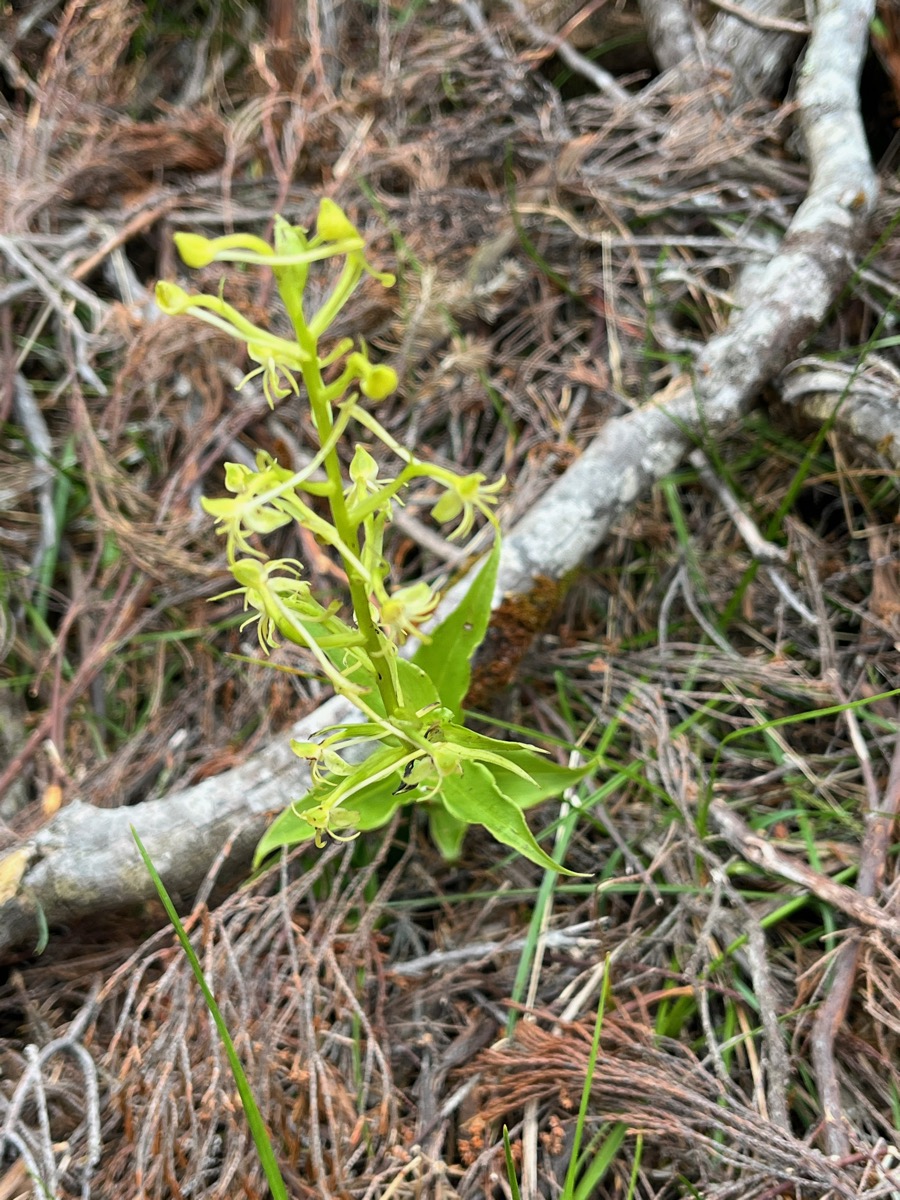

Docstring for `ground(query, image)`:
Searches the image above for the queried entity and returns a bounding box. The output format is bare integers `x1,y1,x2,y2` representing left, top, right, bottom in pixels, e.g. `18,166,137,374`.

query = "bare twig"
689,449,788,565
689,448,819,625
502,0,639,108
12,373,56,583
0,984,102,1200
810,721,900,1157
781,360,900,470
745,918,792,1131
708,799,900,939
708,0,810,34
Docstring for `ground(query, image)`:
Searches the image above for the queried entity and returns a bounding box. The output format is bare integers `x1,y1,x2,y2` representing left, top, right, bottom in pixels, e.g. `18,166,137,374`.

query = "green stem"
345,463,424,525
308,257,363,338
294,331,400,716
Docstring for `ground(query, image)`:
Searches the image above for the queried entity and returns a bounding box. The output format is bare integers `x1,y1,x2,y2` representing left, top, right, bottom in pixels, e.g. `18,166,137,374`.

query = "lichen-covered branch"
0,0,879,959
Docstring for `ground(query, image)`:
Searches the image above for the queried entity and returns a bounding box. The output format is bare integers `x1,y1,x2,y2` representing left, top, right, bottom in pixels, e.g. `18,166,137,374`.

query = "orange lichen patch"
465,575,566,710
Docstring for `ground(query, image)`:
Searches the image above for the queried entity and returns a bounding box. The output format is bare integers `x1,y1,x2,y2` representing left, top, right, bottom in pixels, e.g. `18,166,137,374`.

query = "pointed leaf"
437,723,543,784
439,725,543,756
396,656,441,713
357,656,440,721
439,762,589,876
491,748,597,810
427,803,468,860
440,727,597,809
350,772,409,830
308,721,388,743
253,751,409,867
413,537,501,719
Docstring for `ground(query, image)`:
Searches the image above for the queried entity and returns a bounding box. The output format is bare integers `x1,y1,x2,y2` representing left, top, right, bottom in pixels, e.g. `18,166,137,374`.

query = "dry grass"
2,0,900,1197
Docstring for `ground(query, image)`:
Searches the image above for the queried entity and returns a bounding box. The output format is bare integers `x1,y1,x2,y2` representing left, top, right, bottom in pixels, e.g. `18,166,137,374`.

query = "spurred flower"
316,198,362,244
431,472,505,540
377,581,440,643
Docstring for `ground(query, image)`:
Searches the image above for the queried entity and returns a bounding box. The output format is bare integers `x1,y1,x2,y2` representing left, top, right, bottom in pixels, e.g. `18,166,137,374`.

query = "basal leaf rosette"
254,703,593,874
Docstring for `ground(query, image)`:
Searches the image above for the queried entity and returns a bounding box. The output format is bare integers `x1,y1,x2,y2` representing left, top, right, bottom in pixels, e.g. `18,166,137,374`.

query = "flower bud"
155,280,192,314
349,445,378,485
173,232,217,268
316,198,360,243
274,215,309,257
360,364,398,401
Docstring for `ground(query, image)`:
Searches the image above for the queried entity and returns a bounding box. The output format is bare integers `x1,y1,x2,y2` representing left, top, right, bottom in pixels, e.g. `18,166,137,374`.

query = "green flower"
316,198,362,244
344,445,381,508
201,454,296,558
237,341,301,409
202,493,292,559
299,801,360,849
376,581,440,643
227,557,315,651
290,738,356,785
431,472,505,540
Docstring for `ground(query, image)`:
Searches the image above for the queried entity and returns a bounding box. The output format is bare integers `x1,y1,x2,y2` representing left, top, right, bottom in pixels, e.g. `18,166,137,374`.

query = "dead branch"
640,0,805,102
780,359,900,469
709,0,808,103
0,0,879,959
809,721,900,1157
638,0,702,76
708,799,900,939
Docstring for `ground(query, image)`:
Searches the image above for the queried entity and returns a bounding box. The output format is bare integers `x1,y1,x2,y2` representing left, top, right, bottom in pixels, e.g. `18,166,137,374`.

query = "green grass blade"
700,687,900,834
572,1123,627,1200
506,807,579,1037
563,955,611,1198
502,1126,523,1200
131,827,289,1200
625,1131,643,1200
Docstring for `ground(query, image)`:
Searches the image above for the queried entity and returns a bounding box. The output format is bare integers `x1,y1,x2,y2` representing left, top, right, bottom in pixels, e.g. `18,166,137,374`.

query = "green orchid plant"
158,200,593,873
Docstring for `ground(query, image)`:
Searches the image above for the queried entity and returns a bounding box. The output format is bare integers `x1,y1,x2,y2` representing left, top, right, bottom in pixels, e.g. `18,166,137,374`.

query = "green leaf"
439,725,540,756
253,751,409,867
437,724,545,785
395,656,441,713
440,727,597,809
132,828,289,1200
301,721,383,744
355,656,440,722
427,802,468,860
439,761,589,876
350,772,408,830
491,747,597,810
253,794,321,865
413,537,501,719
